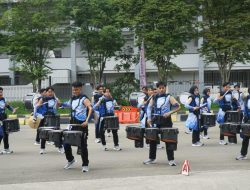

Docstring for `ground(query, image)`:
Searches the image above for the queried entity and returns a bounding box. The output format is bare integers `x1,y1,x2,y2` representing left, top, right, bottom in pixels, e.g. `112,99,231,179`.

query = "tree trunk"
90,70,96,89
32,81,37,93
156,57,168,82
219,64,231,85
38,79,42,91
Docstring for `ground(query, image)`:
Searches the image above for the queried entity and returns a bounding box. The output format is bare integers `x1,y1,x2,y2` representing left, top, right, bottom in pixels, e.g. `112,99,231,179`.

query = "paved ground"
0,122,250,189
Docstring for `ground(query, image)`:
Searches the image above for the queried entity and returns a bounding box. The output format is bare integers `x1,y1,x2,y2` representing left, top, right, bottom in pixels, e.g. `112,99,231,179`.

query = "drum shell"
220,123,240,135
241,124,250,136
63,131,83,147
48,129,64,145
3,119,20,133
145,128,159,141
39,127,57,140
103,116,119,130
225,111,241,123
160,128,179,143
201,114,216,127
44,115,60,128
152,115,171,127
126,126,144,141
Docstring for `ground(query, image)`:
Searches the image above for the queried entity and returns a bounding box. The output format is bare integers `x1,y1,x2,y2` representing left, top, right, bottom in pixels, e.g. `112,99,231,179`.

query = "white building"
0,29,250,88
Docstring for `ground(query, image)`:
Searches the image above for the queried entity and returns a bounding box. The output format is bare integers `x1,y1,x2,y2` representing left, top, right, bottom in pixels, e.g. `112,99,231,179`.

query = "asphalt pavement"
0,122,249,189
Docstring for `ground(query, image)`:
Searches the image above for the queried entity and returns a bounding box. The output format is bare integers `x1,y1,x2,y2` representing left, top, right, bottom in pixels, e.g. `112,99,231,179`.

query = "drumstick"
221,90,230,98
200,103,207,108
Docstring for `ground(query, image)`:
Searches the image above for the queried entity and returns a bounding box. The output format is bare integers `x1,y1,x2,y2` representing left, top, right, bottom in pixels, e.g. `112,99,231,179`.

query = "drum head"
179,92,191,105
232,90,239,100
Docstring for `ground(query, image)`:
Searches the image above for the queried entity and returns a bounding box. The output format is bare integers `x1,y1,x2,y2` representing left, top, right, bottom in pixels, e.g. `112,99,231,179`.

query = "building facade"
0,30,250,87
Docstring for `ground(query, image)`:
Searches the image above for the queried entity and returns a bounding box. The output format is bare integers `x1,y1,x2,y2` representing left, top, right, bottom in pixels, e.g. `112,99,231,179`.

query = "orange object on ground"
115,106,139,124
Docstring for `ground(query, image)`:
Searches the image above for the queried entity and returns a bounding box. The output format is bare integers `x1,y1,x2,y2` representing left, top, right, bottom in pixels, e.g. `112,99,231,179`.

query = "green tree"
62,0,125,87
109,46,140,104
200,0,250,85
0,0,69,91
117,0,199,82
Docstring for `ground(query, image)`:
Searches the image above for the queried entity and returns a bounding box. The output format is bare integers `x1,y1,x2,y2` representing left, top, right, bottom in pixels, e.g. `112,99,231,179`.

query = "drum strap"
188,95,200,115
70,95,86,120
154,94,170,115
45,97,57,113
222,91,232,105
104,98,114,115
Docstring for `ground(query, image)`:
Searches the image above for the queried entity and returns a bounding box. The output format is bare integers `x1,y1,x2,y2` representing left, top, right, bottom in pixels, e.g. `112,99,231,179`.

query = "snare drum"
103,116,119,130
3,119,20,134
225,111,241,123
160,128,179,143
44,115,60,127
152,115,169,127
63,131,83,147
126,125,144,141
201,113,216,127
220,123,240,135
39,127,57,140
145,128,159,141
241,124,250,136
220,123,238,143
48,129,64,146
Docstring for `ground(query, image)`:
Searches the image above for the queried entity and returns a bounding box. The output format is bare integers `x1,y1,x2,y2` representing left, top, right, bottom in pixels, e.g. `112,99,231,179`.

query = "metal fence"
1,85,33,101
167,82,193,97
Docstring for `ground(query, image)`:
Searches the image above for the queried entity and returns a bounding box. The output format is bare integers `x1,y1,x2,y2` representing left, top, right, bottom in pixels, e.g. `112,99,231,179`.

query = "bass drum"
179,92,191,105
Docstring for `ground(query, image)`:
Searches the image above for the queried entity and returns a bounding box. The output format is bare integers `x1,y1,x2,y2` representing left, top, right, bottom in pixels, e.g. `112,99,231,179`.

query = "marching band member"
94,87,121,151
215,82,239,145
91,85,104,143
233,84,244,121
144,81,180,166
33,88,46,145
137,87,154,148
185,86,204,146
138,86,149,127
61,81,92,173
236,87,250,160
0,87,18,154
36,87,63,154
149,86,164,149
200,88,212,139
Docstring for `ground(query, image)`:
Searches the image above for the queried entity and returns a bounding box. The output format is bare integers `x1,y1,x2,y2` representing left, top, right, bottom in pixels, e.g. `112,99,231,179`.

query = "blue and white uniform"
185,95,200,131
62,94,90,167
146,93,176,162
93,96,119,147
216,91,233,124
0,97,14,151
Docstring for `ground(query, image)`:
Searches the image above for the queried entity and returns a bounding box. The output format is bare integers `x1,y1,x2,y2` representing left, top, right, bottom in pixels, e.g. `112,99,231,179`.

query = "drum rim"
201,113,215,115
63,131,83,133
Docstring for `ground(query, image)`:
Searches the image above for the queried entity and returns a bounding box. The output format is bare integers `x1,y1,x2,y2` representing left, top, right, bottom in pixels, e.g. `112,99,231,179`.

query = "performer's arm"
82,98,93,127
163,96,181,118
